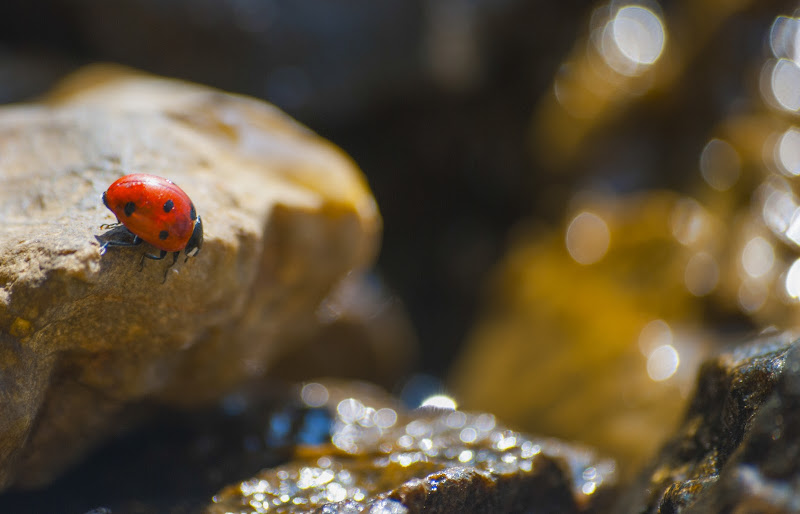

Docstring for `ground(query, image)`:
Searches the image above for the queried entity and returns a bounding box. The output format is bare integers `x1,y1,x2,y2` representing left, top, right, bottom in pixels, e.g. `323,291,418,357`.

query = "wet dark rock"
208,381,616,514
618,330,800,513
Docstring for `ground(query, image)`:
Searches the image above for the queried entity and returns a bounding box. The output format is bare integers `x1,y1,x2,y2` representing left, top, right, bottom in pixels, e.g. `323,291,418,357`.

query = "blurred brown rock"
270,272,418,389
0,65,380,490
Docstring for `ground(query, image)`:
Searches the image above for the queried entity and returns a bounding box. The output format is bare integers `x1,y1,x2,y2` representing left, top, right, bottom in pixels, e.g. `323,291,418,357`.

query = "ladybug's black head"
185,216,203,258
102,191,109,209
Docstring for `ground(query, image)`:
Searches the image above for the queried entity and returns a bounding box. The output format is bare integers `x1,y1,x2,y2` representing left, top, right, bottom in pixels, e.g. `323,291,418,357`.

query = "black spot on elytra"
163,199,174,213
159,230,169,241
124,202,136,217
189,202,197,220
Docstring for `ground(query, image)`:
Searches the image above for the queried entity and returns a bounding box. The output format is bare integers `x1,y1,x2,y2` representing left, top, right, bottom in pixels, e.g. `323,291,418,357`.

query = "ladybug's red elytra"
101,173,203,280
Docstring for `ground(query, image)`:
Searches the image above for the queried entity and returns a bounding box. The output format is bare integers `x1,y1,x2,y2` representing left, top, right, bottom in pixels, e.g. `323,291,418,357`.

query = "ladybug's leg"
100,234,143,255
100,222,122,230
139,249,168,272
160,252,181,283
139,250,181,284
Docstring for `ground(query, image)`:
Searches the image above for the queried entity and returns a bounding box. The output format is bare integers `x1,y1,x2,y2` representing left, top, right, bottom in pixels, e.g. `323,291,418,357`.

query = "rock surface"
0,65,380,490
207,381,617,514
618,330,800,513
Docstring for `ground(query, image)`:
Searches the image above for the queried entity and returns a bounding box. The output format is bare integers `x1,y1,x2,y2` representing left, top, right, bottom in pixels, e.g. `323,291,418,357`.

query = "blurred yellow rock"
450,191,718,475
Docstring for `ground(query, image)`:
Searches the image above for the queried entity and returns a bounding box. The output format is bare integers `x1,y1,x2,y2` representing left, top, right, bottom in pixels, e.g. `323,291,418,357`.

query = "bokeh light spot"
785,258,800,299
684,252,719,296
776,128,800,176
770,16,800,61
638,319,672,356
771,59,800,112
374,408,398,429
785,208,800,248
613,6,665,65
301,383,329,408
419,394,457,410
600,5,666,76
741,236,775,278
458,450,474,463
670,198,707,246
760,178,797,236
566,211,611,265
646,344,680,381
337,398,365,424
738,280,768,313
700,138,741,191
459,427,478,443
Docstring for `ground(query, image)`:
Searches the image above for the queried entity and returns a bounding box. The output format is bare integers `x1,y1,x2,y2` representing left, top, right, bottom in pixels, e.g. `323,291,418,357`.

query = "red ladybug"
101,173,203,280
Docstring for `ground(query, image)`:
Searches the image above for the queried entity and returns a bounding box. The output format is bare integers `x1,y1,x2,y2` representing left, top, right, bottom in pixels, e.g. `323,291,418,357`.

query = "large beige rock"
0,65,380,490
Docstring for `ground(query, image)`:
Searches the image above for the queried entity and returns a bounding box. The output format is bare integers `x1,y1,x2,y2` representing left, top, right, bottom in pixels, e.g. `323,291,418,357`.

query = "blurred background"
4,0,800,499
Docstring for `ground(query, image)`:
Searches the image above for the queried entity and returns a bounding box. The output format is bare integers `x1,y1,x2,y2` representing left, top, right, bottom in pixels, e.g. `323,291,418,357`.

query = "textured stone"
618,330,800,513
207,381,617,514
0,65,380,490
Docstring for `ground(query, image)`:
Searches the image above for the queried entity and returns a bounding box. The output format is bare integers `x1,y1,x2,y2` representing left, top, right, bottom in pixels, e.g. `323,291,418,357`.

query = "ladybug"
100,173,203,281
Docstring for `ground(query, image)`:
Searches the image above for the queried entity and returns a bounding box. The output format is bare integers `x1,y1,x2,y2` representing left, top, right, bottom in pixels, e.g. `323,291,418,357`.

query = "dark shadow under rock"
0,385,299,513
